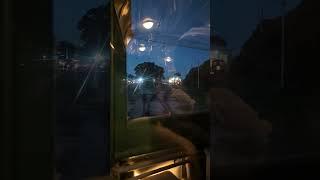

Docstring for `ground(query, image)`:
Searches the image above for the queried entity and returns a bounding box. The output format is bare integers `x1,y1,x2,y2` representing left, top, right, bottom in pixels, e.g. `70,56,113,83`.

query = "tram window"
110,1,211,179
125,0,210,121
54,0,110,178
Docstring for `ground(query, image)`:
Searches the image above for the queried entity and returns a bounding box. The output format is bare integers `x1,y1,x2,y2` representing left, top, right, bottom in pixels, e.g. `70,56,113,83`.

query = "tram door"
110,0,210,179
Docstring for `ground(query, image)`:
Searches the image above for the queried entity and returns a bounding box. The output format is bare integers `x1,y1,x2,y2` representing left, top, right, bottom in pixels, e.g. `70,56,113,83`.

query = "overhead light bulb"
164,56,173,62
138,44,146,52
142,19,154,29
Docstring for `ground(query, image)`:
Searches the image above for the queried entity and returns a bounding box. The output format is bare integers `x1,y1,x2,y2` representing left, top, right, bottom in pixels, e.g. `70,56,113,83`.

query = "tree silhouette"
77,4,110,53
134,62,164,80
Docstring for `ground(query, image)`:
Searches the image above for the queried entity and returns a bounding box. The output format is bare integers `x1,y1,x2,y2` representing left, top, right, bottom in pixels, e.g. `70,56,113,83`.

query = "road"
128,84,196,119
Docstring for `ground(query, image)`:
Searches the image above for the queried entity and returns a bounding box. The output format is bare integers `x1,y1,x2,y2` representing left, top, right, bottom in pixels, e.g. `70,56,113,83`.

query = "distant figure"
140,77,156,116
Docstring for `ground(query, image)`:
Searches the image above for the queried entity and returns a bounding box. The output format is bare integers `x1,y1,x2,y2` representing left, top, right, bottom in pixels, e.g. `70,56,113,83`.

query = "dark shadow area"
54,2,110,179
210,0,320,178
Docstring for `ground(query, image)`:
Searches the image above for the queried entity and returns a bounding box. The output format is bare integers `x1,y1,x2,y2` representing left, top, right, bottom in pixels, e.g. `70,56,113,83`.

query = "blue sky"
54,0,301,49
54,0,302,77
54,0,107,44
127,44,209,78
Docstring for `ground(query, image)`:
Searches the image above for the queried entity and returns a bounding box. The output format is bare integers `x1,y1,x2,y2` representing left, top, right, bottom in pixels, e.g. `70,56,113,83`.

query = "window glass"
54,0,109,178
126,0,210,120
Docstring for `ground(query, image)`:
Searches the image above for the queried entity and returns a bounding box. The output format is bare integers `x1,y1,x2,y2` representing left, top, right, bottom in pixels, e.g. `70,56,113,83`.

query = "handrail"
128,160,190,180
113,151,189,173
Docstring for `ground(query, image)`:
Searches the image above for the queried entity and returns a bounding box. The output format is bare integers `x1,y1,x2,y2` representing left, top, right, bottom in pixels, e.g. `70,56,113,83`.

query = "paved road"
128,85,196,119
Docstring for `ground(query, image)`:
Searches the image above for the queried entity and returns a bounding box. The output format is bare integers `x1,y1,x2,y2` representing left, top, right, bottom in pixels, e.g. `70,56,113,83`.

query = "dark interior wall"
2,0,14,179
2,0,54,179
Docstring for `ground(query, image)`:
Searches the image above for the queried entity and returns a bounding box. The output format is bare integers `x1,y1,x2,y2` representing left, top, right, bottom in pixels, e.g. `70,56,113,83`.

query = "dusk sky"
54,0,301,49
54,0,107,44
54,0,302,76
212,0,302,51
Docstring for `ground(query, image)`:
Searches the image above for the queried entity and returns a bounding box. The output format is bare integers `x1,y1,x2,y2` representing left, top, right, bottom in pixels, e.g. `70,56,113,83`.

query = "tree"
134,62,164,80
77,4,110,53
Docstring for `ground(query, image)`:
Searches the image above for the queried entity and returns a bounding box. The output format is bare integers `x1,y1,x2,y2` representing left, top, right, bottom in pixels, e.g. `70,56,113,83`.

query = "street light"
110,42,115,49
137,77,144,84
168,76,181,85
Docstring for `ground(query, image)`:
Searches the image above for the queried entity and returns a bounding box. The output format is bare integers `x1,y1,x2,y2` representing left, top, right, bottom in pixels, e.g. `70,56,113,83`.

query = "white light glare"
137,77,144,84
142,19,154,29
164,56,173,62
168,76,182,85
138,44,146,52
169,78,174,84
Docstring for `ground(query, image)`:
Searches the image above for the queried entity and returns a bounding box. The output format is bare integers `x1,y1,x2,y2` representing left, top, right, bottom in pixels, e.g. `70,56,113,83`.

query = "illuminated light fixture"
164,56,173,62
142,18,154,29
168,76,182,85
138,44,146,52
110,42,115,49
168,78,174,84
133,160,183,178
137,77,144,84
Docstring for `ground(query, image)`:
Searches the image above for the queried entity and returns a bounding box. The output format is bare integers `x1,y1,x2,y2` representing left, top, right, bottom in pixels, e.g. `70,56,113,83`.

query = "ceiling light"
164,56,173,62
138,44,146,52
142,19,154,29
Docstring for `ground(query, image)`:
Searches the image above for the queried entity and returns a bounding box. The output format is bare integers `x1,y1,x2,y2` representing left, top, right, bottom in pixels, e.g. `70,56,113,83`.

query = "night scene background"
50,0,320,179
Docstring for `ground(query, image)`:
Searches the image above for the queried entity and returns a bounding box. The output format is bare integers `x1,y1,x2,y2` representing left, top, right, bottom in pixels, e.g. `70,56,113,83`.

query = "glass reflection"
126,0,210,120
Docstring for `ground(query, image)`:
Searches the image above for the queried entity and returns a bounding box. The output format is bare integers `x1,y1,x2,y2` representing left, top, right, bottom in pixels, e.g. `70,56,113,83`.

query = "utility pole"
281,0,287,89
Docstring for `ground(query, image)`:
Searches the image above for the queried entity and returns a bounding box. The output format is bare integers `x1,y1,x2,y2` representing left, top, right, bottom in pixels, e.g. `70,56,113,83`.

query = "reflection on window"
126,0,211,120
